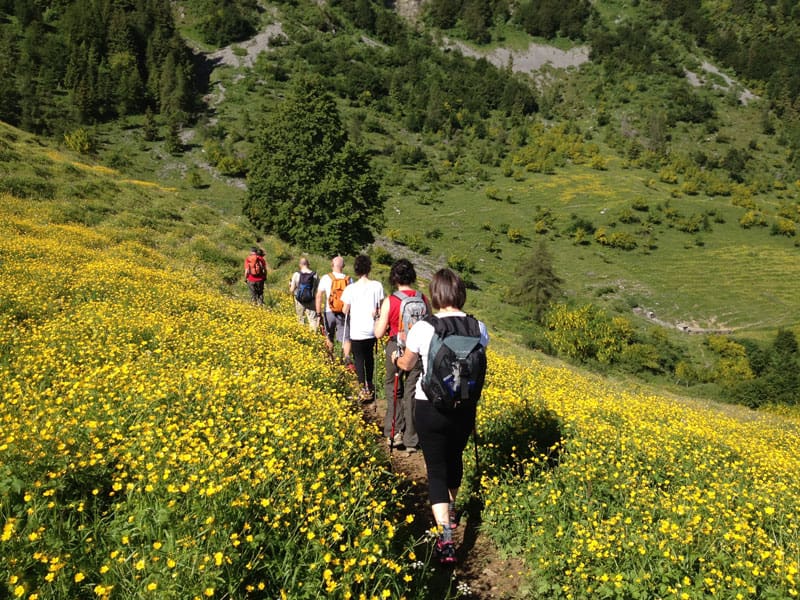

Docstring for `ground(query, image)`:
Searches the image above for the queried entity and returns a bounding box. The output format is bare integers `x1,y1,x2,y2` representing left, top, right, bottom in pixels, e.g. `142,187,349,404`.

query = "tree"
510,240,563,323
244,77,383,255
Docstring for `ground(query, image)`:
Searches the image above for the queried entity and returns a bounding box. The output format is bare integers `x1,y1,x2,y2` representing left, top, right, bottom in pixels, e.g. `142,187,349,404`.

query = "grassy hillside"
5,0,798,395
105,0,800,343
3,126,800,599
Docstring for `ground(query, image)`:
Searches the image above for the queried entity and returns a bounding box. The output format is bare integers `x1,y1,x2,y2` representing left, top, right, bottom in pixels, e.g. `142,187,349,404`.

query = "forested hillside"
1,0,799,406
0,0,195,134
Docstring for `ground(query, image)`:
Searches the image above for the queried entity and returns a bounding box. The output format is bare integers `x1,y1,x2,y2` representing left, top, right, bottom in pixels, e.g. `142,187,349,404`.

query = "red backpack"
247,254,265,278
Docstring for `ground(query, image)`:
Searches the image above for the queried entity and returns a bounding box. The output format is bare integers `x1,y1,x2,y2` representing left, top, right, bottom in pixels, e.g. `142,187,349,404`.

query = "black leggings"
350,338,376,389
415,399,476,505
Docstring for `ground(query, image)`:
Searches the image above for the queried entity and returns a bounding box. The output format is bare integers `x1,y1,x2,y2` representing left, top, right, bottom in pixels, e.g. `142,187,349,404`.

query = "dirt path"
363,398,527,599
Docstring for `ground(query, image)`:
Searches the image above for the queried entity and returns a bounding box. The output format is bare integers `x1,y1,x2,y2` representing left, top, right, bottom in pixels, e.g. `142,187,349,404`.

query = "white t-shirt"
341,278,385,341
404,312,489,401
317,272,351,314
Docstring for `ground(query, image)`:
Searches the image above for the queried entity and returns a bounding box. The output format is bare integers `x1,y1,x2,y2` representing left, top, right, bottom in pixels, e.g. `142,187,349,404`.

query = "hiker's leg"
350,338,370,386
254,280,265,305
383,339,404,438
323,313,336,352
415,399,451,507
247,280,257,304
294,299,305,324
401,357,422,448
338,314,351,363
307,309,320,331
443,405,476,493
363,336,376,391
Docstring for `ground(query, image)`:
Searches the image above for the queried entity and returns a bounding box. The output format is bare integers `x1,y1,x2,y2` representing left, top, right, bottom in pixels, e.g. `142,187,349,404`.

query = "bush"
63,128,98,155
447,254,477,274
370,245,394,266
772,218,797,237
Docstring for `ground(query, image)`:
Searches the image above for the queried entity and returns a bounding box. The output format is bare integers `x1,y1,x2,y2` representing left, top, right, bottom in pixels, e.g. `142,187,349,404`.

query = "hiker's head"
331,256,344,272
429,268,466,310
389,259,416,287
299,257,309,268
353,254,372,277
250,246,258,254
256,249,265,257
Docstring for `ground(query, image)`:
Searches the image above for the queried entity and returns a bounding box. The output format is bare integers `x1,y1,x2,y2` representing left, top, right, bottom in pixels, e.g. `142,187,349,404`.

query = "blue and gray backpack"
421,315,487,412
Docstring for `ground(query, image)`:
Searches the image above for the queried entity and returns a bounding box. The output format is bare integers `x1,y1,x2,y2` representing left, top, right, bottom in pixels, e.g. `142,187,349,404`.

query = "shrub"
739,210,767,229
447,254,477,274
772,218,797,237
63,128,98,155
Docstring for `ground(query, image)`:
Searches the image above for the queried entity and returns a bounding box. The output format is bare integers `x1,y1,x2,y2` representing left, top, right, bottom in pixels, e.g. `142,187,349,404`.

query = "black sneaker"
434,538,457,565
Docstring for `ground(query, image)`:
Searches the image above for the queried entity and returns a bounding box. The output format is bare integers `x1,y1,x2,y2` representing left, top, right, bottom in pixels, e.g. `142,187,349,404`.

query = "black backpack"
421,315,487,413
295,271,316,304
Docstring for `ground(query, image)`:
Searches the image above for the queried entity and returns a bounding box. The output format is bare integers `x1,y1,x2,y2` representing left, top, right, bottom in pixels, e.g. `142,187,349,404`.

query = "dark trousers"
415,399,476,505
350,338,376,390
384,338,421,446
247,279,264,305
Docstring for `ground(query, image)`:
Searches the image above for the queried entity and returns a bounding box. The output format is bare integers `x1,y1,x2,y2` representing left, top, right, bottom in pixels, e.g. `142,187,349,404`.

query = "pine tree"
244,76,383,255
510,240,564,323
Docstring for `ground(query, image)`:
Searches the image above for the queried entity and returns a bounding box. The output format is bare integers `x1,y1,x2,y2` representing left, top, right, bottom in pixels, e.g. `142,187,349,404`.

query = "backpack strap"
425,314,481,337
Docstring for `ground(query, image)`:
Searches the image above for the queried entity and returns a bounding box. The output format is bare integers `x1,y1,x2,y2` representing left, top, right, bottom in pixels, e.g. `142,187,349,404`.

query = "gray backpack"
394,290,427,348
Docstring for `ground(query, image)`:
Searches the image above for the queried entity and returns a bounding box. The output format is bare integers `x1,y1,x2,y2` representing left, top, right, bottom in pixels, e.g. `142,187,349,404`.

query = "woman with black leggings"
396,268,489,564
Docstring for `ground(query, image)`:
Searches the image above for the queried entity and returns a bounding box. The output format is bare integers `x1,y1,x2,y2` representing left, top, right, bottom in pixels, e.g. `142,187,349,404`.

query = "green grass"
28,0,800,383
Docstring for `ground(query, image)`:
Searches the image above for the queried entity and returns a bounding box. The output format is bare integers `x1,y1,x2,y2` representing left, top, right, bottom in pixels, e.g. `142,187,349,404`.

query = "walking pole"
390,366,399,453
472,424,483,510
320,311,333,363
472,425,480,476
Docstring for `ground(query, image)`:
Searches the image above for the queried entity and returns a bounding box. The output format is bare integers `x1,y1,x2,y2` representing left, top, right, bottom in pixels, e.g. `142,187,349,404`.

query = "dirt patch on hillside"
443,37,590,74
206,22,286,69
685,60,758,106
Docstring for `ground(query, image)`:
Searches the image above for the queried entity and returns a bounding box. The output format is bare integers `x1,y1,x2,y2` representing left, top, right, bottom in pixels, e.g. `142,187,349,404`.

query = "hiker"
341,254,384,403
374,259,430,452
395,268,489,565
244,247,268,305
289,257,319,331
315,256,353,364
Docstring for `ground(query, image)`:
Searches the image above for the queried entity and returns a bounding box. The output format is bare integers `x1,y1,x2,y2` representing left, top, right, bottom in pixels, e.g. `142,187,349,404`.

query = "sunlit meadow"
477,354,800,599
0,195,427,599
4,176,800,600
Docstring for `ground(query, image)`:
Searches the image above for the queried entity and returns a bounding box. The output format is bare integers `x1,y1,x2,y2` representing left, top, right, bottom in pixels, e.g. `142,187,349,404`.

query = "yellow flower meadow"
0,200,423,598
5,165,799,600
477,353,800,599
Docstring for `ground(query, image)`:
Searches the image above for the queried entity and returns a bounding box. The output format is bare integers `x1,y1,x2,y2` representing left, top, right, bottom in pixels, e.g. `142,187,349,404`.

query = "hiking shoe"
387,436,405,450
449,502,458,529
403,445,418,454
434,539,457,565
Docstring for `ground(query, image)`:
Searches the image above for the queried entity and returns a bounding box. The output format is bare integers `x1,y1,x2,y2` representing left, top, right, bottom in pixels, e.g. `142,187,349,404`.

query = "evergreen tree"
426,0,461,29
462,0,491,44
0,27,20,125
510,240,564,323
164,117,183,155
244,76,383,255
142,106,158,141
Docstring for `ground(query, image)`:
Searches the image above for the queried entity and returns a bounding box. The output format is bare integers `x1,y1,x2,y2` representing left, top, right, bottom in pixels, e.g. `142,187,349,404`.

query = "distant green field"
379,160,800,340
